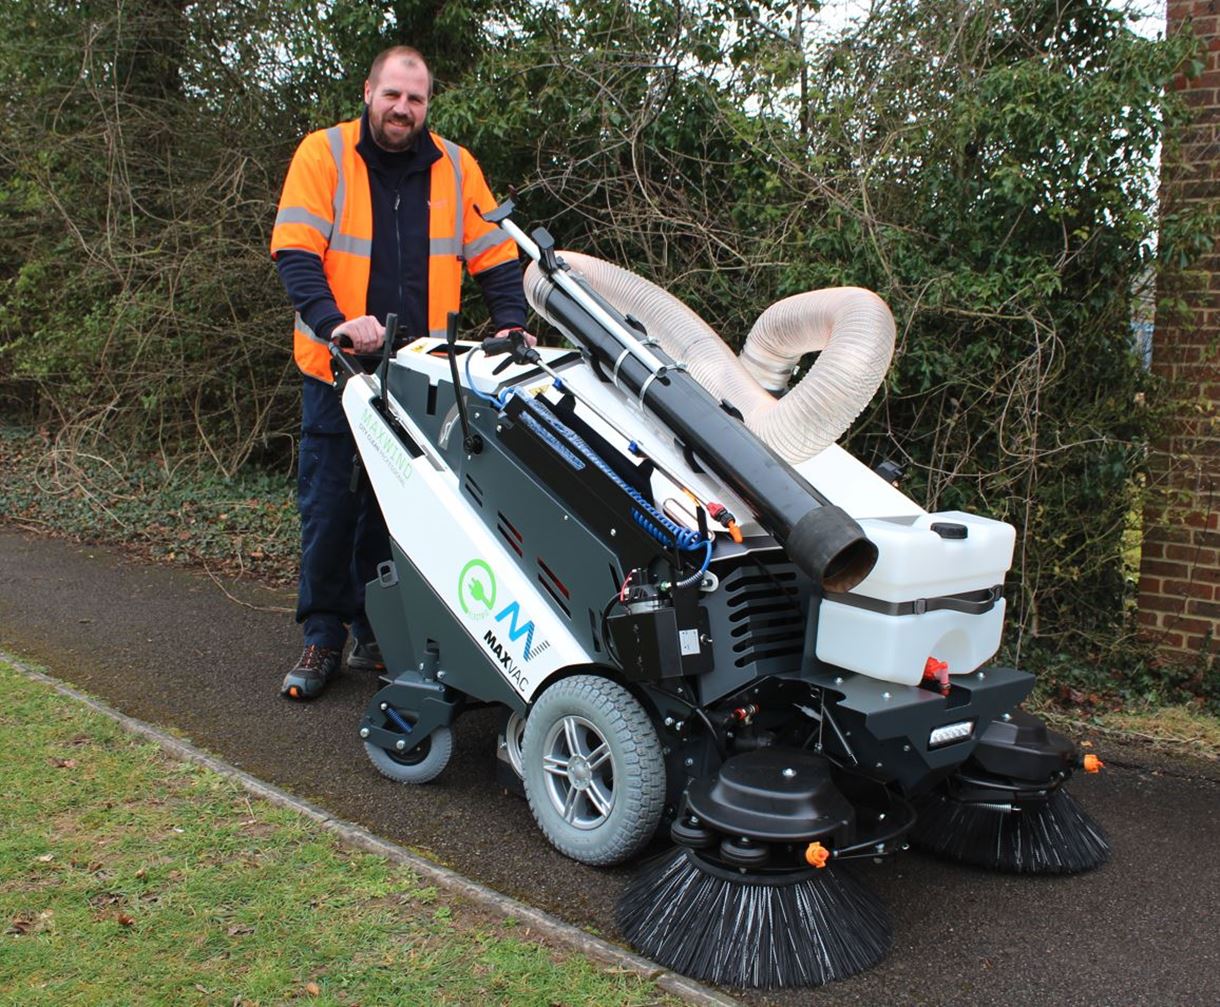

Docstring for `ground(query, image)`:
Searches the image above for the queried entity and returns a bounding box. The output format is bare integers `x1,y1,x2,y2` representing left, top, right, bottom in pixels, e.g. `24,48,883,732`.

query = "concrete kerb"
5,652,740,1007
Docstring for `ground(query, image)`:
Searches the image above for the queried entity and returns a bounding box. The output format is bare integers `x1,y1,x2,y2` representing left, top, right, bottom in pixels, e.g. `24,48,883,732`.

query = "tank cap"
930,522,968,540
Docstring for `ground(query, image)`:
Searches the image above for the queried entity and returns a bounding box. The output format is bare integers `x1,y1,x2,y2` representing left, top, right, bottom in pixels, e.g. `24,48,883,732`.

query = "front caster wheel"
363,724,454,784
522,675,665,866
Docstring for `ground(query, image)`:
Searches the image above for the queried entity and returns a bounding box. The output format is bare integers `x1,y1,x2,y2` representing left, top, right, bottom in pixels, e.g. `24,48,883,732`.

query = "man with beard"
271,45,529,700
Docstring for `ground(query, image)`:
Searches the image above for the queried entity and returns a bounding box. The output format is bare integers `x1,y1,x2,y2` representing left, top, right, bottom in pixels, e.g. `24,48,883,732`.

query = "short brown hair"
368,45,432,94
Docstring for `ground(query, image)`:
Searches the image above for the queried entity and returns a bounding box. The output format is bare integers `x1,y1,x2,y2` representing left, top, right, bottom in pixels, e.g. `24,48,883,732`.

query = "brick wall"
1138,1,1220,658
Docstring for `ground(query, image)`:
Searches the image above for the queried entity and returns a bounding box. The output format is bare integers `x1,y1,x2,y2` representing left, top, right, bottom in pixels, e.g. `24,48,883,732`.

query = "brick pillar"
1138,1,1220,659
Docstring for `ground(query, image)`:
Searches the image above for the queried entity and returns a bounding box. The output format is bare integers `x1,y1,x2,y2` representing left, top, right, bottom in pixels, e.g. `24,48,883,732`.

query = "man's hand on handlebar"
494,326,537,349
333,315,385,353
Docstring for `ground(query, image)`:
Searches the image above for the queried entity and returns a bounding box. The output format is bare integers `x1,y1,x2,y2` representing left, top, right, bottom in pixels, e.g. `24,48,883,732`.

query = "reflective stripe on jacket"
270,119,519,382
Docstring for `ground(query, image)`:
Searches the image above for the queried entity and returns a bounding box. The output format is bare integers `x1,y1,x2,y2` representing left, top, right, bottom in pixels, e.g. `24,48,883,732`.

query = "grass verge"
1033,702,1220,761
0,659,677,1007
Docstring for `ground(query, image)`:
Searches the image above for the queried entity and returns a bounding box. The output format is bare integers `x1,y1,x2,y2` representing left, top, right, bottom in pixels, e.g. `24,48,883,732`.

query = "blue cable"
464,350,505,407
676,540,714,589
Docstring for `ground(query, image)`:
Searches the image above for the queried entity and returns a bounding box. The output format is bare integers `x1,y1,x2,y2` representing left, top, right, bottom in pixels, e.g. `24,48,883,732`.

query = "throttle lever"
482,328,541,372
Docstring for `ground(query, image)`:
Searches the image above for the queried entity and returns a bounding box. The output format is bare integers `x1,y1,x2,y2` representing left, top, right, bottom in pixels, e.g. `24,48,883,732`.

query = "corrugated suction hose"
524,253,895,464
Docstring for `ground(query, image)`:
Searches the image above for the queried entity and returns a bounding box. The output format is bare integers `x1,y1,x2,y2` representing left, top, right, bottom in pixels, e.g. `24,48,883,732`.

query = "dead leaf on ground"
8,910,54,936
116,912,135,927
305,981,321,996
48,757,78,769
227,924,254,936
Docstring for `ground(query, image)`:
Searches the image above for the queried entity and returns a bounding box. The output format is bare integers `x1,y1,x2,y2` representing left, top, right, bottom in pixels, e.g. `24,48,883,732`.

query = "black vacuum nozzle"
787,504,878,592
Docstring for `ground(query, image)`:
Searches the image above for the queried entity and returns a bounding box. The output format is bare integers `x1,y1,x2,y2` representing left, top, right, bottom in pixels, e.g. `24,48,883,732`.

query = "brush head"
911,786,1110,874
616,848,892,989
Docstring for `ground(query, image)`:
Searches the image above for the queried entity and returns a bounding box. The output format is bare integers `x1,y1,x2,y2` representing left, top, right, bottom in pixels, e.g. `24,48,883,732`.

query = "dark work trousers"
296,377,390,650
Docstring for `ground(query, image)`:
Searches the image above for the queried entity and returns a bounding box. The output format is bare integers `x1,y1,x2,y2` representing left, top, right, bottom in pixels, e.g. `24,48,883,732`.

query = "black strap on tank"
822,584,1003,617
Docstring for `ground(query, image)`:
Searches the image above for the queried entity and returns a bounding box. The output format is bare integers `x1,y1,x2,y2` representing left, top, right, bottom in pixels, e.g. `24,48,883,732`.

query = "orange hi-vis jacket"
270,119,519,382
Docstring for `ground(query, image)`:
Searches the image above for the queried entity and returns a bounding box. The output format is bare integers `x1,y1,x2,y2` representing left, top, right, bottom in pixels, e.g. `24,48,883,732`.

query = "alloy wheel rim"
540,714,615,829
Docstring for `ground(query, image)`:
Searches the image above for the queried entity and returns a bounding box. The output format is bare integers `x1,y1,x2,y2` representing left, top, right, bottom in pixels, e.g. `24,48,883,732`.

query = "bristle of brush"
911,787,1110,874
616,848,892,989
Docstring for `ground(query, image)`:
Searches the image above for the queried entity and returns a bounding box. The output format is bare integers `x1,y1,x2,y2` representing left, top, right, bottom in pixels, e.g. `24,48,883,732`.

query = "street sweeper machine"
334,204,1110,989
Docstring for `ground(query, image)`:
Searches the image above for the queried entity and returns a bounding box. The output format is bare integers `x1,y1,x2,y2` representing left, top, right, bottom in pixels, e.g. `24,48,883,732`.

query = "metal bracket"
377,561,399,588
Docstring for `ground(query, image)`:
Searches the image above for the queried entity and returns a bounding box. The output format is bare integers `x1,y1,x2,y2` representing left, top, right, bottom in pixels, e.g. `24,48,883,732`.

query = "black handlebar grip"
481,335,515,356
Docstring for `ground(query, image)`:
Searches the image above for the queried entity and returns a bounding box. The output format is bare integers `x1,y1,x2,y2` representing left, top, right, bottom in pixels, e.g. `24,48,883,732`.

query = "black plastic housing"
684,749,856,845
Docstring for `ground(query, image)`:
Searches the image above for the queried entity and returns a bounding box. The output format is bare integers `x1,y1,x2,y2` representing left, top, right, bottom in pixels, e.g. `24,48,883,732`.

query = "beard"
368,109,424,152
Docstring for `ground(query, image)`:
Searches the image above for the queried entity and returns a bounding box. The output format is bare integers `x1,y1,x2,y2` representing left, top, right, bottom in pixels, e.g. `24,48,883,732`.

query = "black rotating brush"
617,748,895,989
911,710,1111,874
910,786,1110,874
617,847,891,988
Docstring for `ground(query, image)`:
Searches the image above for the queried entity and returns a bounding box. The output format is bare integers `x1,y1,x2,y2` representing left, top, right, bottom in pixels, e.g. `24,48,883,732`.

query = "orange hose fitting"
1082,753,1104,773
805,841,830,869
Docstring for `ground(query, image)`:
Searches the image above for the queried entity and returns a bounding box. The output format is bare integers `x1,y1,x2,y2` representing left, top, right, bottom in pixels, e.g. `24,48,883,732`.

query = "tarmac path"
2,527,1218,1006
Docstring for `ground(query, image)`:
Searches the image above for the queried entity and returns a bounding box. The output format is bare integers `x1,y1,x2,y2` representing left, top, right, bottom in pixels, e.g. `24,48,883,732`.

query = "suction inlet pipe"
527,253,895,465
522,257,879,592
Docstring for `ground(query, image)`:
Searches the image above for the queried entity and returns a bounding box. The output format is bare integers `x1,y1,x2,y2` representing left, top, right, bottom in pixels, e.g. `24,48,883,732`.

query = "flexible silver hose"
524,253,894,464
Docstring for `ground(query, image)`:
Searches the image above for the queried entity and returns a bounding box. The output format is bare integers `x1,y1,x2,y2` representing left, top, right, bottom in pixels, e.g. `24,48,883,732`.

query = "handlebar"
482,328,541,373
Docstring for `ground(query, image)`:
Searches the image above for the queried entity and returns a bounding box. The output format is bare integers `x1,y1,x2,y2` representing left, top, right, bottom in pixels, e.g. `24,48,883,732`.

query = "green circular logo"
458,559,496,618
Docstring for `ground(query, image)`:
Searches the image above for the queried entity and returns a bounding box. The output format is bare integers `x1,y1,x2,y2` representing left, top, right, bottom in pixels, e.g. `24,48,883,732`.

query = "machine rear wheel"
501,710,527,779
364,724,453,784
522,675,665,866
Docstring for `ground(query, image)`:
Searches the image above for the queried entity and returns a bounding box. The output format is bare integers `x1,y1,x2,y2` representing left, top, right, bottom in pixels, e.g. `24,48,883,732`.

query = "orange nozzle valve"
1082,753,1104,773
805,841,830,869
727,520,744,544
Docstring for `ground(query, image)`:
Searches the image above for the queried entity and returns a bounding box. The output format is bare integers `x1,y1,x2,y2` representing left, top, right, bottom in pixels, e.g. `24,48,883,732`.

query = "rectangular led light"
928,719,975,749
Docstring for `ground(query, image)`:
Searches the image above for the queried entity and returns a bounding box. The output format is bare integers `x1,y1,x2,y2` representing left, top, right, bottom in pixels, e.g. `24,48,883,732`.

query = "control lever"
445,312,483,455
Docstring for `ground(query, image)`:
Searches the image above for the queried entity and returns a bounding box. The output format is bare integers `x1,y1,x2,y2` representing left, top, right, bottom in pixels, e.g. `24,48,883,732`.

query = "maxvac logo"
458,559,496,619
494,601,551,661
458,558,551,668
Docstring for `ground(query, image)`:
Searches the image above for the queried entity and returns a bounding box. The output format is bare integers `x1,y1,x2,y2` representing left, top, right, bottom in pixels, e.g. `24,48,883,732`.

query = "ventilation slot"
587,609,602,653
538,557,571,617
464,474,484,508
497,512,524,556
723,565,804,669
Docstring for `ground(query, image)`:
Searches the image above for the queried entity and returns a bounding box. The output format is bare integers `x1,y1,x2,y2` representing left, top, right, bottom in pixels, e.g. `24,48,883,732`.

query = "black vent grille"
497,512,523,557
537,557,571,617
723,566,804,668
464,474,483,508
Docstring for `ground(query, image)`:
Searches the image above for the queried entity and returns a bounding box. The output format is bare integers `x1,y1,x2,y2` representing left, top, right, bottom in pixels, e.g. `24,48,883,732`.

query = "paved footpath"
2,528,1219,1007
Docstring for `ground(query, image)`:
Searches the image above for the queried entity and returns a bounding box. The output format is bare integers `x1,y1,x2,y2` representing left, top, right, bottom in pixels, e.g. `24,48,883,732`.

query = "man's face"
364,58,430,152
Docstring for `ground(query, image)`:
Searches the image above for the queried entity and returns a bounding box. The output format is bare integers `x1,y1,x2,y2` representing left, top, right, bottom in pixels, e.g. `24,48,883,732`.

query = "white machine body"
349,338,1016,696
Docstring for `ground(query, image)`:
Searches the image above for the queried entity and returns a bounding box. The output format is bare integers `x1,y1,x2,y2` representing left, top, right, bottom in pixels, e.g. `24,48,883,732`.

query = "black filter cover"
686,749,856,844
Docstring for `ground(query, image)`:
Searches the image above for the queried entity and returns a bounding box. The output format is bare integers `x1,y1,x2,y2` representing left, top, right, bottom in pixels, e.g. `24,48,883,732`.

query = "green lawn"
0,660,676,1007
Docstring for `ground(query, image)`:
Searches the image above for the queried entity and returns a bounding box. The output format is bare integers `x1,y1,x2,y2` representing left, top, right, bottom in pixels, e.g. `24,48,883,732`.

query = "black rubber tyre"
363,725,454,784
522,675,665,866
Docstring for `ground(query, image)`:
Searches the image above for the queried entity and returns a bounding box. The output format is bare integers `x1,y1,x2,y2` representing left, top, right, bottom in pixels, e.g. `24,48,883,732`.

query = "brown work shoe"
281,644,342,701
